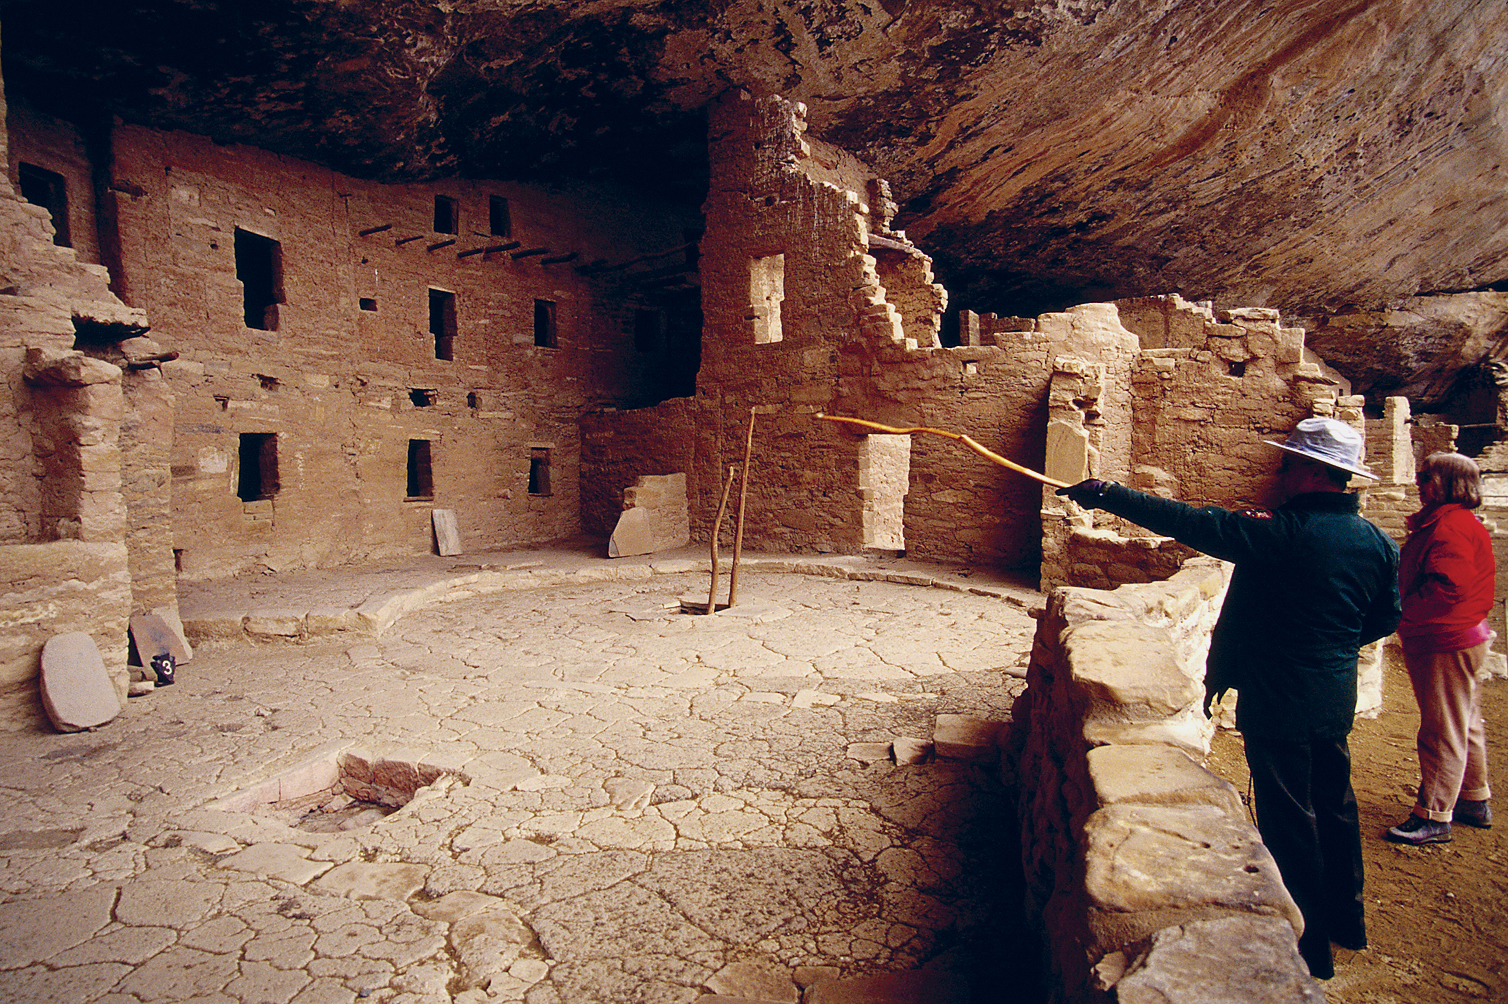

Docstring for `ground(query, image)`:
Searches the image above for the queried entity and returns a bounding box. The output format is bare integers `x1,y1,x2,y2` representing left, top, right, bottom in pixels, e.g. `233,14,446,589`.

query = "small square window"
359,297,377,311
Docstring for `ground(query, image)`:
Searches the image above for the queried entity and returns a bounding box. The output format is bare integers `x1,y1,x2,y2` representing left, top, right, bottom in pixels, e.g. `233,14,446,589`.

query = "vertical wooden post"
728,408,756,606
706,465,736,614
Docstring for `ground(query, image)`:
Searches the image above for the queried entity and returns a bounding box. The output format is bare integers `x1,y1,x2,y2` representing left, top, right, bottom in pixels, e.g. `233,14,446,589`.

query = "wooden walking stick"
815,413,1071,489
728,408,756,607
705,465,737,614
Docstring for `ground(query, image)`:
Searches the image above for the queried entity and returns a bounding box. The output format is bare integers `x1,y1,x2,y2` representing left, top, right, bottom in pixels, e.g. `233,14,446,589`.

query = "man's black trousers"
1244,732,1367,981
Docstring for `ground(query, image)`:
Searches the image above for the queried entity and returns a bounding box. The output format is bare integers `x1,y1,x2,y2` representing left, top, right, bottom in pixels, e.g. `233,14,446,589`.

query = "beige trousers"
1404,641,1493,821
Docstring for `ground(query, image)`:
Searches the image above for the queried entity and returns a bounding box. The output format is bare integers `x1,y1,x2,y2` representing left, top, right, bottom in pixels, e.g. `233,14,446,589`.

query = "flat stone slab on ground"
932,713,1001,761
39,631,121,732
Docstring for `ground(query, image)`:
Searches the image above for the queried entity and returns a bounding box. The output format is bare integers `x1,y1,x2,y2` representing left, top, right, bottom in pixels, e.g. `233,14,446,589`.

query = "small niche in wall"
634,308,663,353
237,432,279,502
527,447,552,496
407,440,434,499
534,299,557,348
1227,360,1247,377
429,288,456,361
409,388,436,407
434,196,459,234
750,253,785,344
359,297,378,312
18,163,70,247
235,228,283,331
489,196,511,238
467,391,480,409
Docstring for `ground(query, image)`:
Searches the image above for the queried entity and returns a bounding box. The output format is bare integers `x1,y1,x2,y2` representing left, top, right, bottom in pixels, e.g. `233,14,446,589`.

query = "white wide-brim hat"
1264,417,1378,480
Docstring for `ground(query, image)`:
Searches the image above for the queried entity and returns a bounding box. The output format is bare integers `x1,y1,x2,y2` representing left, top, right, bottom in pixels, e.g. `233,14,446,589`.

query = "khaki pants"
1404,641,1493,821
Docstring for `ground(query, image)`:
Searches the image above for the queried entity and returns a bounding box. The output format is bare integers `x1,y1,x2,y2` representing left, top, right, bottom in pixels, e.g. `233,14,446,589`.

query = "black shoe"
1331,930,1368,952
1385,814,1452,845
1453,799,1493,829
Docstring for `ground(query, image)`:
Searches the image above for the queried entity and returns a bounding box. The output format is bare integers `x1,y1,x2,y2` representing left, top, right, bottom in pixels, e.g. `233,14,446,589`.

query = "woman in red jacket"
1387,452,1496,844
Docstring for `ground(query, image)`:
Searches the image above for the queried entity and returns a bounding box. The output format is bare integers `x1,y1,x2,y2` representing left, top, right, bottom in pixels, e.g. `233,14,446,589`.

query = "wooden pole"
814,413,1070,488
706,466,736,614
728,408,756,606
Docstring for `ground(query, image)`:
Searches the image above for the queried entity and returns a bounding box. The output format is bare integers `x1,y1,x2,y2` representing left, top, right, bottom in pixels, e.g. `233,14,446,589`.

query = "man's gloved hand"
1055,478,1113,508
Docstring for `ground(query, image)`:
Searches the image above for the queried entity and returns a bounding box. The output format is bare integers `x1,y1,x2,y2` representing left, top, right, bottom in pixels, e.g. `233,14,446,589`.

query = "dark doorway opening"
429,289,456,360
407,440,434,499
237,433,279,501
234,229,283,330
534,300,557,348
18,162,70,247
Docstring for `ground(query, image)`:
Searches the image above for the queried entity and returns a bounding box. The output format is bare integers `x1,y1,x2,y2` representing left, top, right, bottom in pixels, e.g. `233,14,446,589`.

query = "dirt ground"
1204,650,1507,1002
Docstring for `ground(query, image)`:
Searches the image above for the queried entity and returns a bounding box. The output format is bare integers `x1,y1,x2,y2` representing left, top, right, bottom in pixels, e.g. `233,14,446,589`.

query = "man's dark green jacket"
1094,484,1402,739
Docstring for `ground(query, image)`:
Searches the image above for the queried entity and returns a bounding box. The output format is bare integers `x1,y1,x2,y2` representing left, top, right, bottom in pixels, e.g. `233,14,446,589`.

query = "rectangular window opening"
359,297,377,312
234,228,283,331
237,432,279,502
489,196,511,238
634,308,663,353
433,195,459,234
750,253,785,344
429,288,457,360
18,163,70,247
409,388,436,408
528,448,552,496
534,299,557,348
407,439,434,499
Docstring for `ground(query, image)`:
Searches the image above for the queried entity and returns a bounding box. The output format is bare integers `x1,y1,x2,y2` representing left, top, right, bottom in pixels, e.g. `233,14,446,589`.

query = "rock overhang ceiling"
3,0,1507,384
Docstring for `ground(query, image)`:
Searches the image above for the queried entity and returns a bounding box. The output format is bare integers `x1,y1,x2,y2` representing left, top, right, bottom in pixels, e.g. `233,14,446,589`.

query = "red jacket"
1397,503,1495,654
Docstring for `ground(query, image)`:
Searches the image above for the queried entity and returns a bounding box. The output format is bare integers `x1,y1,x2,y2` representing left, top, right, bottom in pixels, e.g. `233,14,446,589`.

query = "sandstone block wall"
1013,560,1322,1002
0,540,131,728
6,109,699,578
0,67,151,725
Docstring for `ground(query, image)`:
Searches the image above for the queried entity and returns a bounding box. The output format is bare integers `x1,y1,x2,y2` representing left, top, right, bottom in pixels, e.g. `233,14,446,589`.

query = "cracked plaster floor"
0,563,1041,1004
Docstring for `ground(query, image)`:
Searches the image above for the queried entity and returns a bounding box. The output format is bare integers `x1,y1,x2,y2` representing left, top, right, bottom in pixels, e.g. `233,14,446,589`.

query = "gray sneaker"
1453,799,1493,829
1386,814,1452,844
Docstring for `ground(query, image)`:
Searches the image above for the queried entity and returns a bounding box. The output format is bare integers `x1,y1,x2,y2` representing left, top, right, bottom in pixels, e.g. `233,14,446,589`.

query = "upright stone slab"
149,604,194,662
40,632,122,732
432,509,462,556
607,506,654,558
129,612,192,667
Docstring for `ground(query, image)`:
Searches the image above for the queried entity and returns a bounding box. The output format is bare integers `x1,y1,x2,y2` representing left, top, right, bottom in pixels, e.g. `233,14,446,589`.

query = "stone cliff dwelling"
1,4,1507,1004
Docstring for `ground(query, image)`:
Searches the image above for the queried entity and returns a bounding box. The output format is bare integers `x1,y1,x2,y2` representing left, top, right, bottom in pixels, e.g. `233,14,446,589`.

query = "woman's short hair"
1421,452,1483,509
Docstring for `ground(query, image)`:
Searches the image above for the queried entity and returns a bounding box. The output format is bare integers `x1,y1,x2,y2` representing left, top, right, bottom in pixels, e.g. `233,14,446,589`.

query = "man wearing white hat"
1058,416,1401,981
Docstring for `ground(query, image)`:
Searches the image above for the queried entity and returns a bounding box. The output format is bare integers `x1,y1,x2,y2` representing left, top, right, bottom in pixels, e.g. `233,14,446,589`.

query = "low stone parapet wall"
1013,558,1325,1002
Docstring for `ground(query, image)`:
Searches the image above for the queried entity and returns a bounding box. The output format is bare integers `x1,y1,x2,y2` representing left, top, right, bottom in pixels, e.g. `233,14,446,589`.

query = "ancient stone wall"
1041,296,1369,591
591,92,1176,569
0,75,141,713
53,121,697,577
1013,561,1323,1001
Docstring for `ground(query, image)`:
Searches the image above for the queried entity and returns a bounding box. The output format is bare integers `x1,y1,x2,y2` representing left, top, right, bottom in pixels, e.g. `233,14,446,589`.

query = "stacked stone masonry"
1014,561,1326,1002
